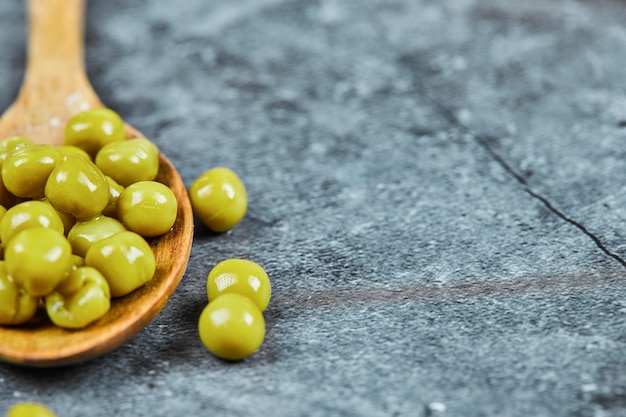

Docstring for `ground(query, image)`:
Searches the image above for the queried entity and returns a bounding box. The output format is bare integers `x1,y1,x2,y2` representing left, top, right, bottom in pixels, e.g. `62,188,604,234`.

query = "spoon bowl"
0,0,194,367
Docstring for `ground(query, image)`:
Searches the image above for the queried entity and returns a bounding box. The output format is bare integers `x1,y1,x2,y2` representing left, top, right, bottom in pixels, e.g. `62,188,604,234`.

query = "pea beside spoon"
0,0,194,366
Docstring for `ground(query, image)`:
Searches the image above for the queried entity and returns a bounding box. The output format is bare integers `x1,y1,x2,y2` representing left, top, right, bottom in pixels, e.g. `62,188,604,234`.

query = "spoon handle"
25,0,86,84
0,0,101,144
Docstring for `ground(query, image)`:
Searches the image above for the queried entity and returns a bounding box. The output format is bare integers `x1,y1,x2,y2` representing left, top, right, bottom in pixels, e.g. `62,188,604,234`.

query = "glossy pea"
57,144,91,160
189,167,247,233
207,259,271,311
117,181,177,237
0,200,65,247
54,255,87,294
41,198,76,235
102,175,124,218
1,144,62,199
198,293,265,360
44,154,109,220
0,261,38,325
5,227,73,297
85,230,156,297
70,254,86,268
95,137,159,187
45,266,111,329
0,164,17,208
67,215,126,257
0,136,33,161
0,136,33,207
0,164,19,209
64,108,125,157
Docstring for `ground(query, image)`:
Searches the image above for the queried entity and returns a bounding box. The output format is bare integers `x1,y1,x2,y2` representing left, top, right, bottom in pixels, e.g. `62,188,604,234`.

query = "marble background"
2,0,626,416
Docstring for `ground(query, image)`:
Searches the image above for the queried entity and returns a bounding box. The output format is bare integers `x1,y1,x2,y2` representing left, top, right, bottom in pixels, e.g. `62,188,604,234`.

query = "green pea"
117,181,178,237
67,215,126,257
1,144,62,199
41,198,76,235
44,154,110,220
5,227,72,297
0,163,20,209
207,259,271,312
189,167,247,233
95,137,159,187
45,266,111,329
0,136,33,207
0,200,65,247
102,175,124,218
64,108,125,157
85,230,156,297
6,403,57,417
54,255,86,294
0,261,38,325
57,144,91,160
198,293,265,360
0,136,33,161
70,254,86,269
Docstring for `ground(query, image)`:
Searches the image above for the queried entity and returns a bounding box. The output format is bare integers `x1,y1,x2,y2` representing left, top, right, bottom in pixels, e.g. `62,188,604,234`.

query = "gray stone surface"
2,0,626,416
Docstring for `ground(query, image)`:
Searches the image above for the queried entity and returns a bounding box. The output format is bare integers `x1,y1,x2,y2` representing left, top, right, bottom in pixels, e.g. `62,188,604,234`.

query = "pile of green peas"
0,107,268,364
0,112,267,416
0,108,177,329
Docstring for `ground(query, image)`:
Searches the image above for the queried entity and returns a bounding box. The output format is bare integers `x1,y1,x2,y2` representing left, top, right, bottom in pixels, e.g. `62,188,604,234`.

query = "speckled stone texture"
2,0,626,416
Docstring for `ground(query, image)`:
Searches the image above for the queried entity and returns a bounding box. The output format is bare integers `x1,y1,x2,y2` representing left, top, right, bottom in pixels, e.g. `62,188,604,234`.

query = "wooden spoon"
0,0,194,367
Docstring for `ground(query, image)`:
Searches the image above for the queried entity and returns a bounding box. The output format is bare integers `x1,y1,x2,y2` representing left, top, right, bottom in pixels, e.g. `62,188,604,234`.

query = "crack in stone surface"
419,87,626,270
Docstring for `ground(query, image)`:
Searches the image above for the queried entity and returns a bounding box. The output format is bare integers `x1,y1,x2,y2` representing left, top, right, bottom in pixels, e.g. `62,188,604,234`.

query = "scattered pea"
198,293,265,361
207,259,271,312
6,403,57,417
189,169,271,360
189,167,247,233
